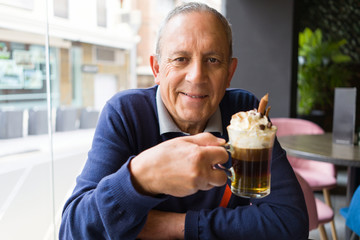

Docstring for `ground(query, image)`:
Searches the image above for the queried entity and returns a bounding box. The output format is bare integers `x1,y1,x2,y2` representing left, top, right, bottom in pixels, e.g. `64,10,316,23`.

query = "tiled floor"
308,168,357,240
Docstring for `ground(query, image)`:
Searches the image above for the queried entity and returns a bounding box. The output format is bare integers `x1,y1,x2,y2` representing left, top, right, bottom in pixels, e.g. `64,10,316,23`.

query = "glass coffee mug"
221,126,277,198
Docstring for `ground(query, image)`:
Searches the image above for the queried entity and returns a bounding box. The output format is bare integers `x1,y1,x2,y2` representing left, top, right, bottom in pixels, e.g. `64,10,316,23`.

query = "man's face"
151,12,237,134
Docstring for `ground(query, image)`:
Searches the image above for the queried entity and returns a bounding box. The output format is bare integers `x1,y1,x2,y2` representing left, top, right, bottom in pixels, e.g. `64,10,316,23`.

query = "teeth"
183,93,206,98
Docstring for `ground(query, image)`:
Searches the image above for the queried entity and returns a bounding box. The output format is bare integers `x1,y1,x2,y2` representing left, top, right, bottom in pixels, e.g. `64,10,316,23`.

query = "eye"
174,57,187,62
207,58,220,64
170,57,189,67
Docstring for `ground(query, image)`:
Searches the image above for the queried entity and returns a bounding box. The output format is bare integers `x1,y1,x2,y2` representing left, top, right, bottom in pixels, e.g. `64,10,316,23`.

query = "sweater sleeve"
184,140,309,240
59,97,167,239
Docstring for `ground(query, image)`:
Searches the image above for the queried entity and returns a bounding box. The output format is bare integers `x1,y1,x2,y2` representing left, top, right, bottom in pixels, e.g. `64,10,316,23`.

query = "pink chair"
271,118,337,239
295,172,335,239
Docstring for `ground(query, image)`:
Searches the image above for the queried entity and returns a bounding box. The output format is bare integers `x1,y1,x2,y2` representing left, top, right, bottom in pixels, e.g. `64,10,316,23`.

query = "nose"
185,60,206,83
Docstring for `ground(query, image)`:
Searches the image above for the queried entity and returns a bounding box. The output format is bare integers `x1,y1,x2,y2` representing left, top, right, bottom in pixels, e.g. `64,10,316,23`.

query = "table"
278,133,360,164
278,133,360,199
278,133,360,240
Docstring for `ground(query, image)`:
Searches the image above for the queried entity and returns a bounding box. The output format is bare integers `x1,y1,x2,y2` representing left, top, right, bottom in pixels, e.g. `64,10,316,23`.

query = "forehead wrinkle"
168,50,191,57
161,12,230,59
166,32,226,55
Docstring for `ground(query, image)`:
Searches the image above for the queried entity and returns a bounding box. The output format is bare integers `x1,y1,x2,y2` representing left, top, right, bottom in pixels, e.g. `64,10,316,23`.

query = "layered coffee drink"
231,146,272,196
226,94,277,198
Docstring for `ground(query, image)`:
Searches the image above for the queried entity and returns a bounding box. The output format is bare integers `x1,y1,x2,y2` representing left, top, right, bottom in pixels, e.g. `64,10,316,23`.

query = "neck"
174,119,207,135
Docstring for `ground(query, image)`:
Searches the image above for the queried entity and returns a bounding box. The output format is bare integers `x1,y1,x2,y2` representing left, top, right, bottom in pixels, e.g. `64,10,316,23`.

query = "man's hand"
137,210,185,240
129,132,228,197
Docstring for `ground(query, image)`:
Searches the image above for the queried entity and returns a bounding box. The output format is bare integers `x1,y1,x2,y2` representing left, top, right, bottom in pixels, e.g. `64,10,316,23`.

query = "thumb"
186,132,226,146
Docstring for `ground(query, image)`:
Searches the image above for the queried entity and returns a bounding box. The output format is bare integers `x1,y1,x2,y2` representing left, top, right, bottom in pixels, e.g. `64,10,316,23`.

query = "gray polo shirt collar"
156,86,223,135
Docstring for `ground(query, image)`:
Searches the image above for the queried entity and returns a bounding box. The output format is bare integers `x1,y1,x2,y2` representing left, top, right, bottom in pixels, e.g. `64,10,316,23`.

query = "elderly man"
60,2,308,239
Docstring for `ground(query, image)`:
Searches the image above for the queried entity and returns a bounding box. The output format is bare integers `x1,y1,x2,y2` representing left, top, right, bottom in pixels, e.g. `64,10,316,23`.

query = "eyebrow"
168,51,190,58
204,51,225,58
168,50,225,59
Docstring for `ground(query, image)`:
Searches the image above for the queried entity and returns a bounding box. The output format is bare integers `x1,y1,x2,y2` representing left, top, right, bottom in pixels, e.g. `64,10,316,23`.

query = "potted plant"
297,28,352,129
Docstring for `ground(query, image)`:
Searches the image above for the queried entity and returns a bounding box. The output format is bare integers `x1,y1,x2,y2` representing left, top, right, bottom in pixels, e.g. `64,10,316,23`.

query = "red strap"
219,184,232,208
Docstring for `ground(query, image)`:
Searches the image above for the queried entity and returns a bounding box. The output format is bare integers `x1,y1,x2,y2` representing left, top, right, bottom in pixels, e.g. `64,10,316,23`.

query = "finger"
200,183,217,192
201,145,229,165
208,168,228,187
185,132,226,146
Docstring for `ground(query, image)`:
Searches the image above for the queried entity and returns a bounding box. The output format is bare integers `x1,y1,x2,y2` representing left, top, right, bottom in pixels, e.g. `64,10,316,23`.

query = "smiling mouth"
181,92,208,99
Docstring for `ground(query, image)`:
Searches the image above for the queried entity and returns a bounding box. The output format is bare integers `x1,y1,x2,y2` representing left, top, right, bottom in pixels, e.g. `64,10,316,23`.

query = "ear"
226,58,238,88
150,55,161,85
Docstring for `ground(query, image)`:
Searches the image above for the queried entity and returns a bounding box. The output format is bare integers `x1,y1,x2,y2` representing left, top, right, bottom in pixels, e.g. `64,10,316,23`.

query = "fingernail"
218,138,226,144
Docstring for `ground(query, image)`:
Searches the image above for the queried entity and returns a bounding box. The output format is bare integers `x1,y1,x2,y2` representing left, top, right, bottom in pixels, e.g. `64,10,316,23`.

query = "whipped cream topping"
227,109,277,148
229,109,275,132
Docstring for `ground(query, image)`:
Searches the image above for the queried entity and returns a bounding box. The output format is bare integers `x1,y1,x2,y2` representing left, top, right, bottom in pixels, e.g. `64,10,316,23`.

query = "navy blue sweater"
60,86,308,239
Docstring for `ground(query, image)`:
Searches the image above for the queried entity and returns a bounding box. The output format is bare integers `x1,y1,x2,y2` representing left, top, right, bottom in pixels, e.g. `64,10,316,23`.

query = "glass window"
0,0,34,10
0,0,223,238
0,1,55,239
54,0,69,18
0,42,59,109
97,0,107,27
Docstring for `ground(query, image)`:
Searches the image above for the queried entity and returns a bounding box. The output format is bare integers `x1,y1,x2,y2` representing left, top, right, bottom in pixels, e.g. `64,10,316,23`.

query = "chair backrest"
271,118,335,177
295,172,319,231
79,108,99,129
271,118,324,137
28,108,48,135
0,109,24,139
56,107,78,132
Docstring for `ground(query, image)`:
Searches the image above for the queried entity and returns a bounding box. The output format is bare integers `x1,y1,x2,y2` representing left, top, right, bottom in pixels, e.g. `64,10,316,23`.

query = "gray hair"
155,2,233,61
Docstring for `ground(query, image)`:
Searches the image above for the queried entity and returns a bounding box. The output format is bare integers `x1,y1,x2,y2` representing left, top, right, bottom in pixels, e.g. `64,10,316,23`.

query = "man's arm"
60,133,228,240
130,133,228,239
60,100,166,240
60,100,230,239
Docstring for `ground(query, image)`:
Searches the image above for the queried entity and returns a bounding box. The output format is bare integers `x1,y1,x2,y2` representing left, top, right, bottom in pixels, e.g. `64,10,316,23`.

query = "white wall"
0,0,138,50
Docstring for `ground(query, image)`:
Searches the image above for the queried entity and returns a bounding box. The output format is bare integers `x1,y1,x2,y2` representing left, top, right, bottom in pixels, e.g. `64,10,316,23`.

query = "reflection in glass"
0,0,223,238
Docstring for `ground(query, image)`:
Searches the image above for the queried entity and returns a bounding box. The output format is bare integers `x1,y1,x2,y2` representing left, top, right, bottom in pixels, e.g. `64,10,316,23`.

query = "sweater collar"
156,86,223,135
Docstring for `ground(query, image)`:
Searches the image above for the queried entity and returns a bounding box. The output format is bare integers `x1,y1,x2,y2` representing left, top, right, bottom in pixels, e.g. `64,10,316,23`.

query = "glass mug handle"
215,143,235,182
